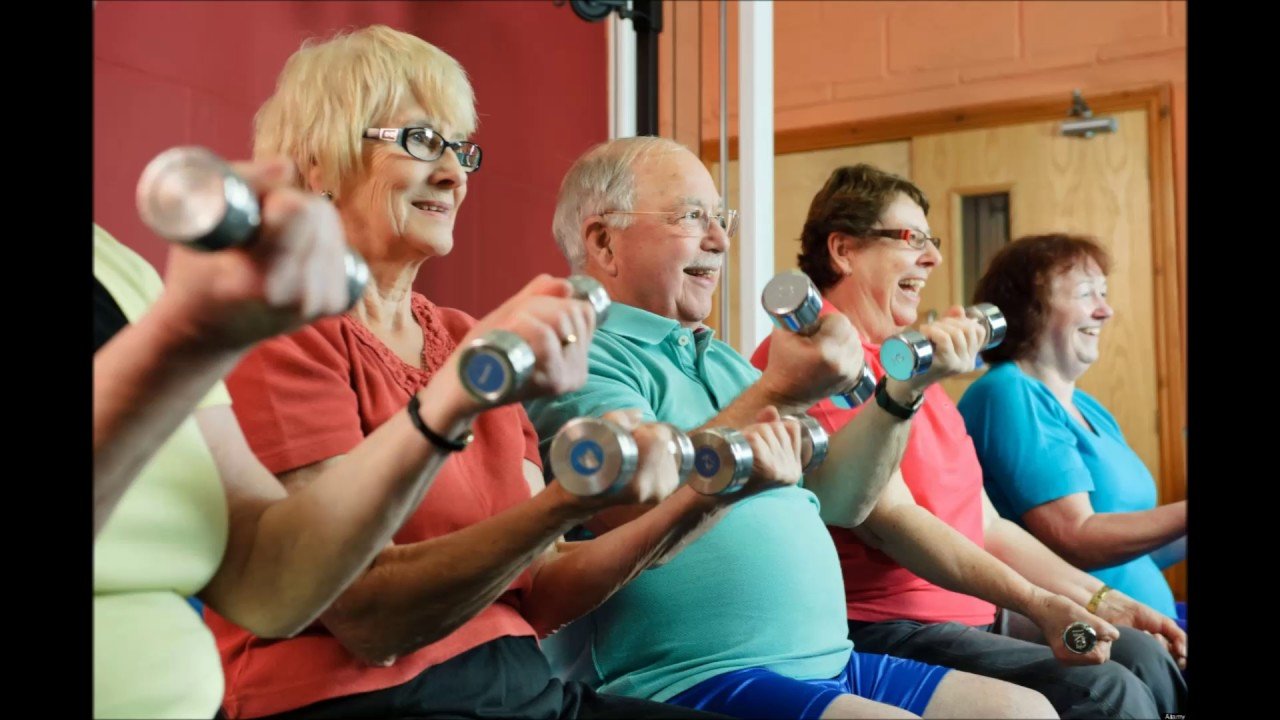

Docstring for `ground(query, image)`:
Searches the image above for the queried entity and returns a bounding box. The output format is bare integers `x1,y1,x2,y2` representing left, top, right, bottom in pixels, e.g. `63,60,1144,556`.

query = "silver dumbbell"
458,275,611,406
136,146,370,308
1062,621,1098,655
792,414,830,474
761,270,876,409
685,415,830,496
686,428,755,496
879,304,1007,382
549,418,694,496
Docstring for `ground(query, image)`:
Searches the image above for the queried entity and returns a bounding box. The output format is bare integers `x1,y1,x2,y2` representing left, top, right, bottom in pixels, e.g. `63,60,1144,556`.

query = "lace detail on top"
342,293,458,396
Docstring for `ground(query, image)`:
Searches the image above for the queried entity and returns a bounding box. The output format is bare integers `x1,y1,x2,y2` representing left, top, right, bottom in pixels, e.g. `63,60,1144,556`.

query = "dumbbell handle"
459,275,611,406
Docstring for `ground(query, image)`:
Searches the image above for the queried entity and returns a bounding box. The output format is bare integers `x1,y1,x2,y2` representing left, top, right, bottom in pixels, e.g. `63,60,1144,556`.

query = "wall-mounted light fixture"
1060,90,1118,139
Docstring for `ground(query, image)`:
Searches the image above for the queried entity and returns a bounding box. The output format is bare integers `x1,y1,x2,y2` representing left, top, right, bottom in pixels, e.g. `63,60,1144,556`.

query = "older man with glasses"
526,137,1055,720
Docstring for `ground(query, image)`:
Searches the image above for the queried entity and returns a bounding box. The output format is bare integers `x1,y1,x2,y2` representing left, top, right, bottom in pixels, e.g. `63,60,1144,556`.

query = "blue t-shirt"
526,303,852,701
957,362,1176,617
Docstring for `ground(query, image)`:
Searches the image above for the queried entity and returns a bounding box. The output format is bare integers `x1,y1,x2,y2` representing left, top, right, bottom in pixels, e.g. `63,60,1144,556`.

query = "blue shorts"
668,651,951,720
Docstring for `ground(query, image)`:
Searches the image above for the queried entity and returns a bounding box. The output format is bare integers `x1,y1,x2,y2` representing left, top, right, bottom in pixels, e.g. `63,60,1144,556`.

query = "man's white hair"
552,136,689,270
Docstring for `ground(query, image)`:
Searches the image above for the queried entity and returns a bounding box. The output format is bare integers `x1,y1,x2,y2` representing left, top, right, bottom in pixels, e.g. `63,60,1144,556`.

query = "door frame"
704,86,1187,596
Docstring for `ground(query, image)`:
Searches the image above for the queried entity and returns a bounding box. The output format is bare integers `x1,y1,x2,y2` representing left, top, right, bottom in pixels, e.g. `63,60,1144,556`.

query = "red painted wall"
95,0,607,315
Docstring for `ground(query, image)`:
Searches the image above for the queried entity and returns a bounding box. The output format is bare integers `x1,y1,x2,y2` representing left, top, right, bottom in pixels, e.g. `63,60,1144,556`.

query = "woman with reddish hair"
958,234,1185,625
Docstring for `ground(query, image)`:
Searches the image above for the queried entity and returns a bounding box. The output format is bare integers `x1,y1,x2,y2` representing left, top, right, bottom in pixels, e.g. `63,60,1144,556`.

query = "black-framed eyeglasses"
602,207,739,238
363,127,483,172
865,228,941,251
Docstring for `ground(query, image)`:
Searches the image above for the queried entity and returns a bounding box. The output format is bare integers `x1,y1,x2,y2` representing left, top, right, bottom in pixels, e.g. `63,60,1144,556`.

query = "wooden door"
912,110,1162,488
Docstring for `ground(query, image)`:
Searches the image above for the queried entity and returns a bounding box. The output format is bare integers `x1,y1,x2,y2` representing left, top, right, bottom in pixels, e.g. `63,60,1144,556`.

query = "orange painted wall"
681,1,1185,267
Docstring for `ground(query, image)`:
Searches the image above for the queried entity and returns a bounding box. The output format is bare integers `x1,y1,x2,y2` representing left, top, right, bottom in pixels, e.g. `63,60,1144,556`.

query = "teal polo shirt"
526,303,852,701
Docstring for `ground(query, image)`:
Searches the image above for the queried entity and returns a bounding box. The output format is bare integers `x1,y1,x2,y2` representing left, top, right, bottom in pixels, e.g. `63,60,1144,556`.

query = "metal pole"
633,0,663,135
717,0,730,344
738,0,774,352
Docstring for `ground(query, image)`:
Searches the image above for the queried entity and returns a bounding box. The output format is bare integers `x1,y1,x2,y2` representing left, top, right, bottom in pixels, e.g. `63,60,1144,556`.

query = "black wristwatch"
874,375,924,420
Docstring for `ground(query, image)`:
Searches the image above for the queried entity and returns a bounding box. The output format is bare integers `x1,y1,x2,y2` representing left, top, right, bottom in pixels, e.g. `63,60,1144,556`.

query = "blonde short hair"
254,25,477,196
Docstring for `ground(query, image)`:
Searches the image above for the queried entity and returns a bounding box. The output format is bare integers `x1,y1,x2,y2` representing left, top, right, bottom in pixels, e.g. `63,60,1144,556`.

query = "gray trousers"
848,611,1185,719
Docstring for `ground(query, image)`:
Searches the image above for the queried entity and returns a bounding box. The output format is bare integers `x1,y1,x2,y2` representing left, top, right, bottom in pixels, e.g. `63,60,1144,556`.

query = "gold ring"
562,333,578,346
